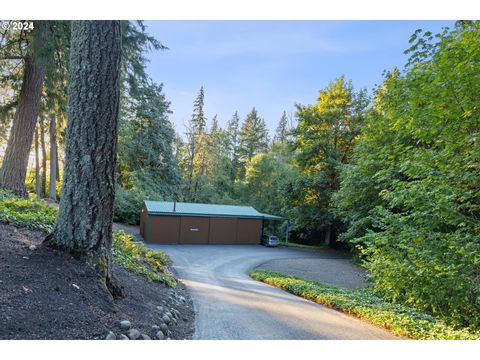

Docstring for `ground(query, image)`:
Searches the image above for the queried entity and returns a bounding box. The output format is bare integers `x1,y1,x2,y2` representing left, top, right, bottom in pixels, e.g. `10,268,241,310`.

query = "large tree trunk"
35,127,41,197
48,113,57,200
0,22,50,197
39,117,47,197
45,21,123,298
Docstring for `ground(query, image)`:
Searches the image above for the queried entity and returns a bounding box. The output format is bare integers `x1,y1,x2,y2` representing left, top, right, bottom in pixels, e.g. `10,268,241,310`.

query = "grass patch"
250,269,480,340
0,189,174,286
278,241,328,250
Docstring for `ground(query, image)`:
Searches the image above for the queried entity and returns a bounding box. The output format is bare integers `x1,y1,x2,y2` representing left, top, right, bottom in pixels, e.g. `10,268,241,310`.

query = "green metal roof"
144,201,283,220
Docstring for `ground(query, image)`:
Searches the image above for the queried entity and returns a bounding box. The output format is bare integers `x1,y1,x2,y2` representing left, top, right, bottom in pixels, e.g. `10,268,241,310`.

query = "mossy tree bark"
45,21,123,297
0,22,50,197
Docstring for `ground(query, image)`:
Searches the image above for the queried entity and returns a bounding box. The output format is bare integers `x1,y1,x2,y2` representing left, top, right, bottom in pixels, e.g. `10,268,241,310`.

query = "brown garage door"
236,218,262,244
209,217,238,244
148,215,180,244
179,216,210,244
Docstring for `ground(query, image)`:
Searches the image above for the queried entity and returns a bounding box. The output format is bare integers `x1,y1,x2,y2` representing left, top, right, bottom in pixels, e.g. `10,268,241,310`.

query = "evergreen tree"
184,86,208,201
118,82,180,192
112,21,173,223
191,86,206,135
202,116,234,202
115,82,180,224
0,21,52,196
274,111,289,144
226,111,241,181
238,107,269,176
210,114,219,134
120,21,166,95
45,20,123,297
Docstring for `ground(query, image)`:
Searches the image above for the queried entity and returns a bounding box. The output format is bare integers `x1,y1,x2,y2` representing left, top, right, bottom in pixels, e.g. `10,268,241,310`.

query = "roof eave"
146,211,266,219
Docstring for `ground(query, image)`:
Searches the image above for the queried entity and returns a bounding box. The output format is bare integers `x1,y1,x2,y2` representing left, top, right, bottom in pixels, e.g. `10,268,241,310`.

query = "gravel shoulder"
256,256,367,288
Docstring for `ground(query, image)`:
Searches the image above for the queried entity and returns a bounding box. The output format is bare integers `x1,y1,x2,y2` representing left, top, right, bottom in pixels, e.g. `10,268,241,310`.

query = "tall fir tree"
184,86,209,201
45,20,123,297
226,111,240,159
274,111,289,144
238,107,269,177
117,82,180,196
191,86,206,135
0,21,52,196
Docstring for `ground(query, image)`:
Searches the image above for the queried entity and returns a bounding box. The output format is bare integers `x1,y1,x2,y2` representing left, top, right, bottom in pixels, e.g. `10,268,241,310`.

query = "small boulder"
140,334,152,340
127,328,141,340
152,325,161,331
162,315,171,325
160,323,168,334
29,245,37,251
119,320,131,331
156,331,165,340
118,334,129,340
156,306,164,313
105,331,116,340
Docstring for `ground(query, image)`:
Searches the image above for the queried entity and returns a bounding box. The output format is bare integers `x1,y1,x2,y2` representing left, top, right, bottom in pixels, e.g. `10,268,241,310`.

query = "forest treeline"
0,20,479,329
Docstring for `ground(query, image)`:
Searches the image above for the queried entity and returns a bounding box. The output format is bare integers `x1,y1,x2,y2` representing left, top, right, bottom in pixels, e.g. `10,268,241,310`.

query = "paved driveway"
149,244,397,340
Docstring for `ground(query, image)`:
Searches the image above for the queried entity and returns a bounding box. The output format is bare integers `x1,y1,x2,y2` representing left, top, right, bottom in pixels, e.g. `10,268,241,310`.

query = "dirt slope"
0,222,194,340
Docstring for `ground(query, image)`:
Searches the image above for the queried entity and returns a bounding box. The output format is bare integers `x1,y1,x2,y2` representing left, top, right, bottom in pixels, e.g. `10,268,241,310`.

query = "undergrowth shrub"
112,230,175,286
0,190,174,285
113,186,146,225
250,269,480,340
0,190,58,232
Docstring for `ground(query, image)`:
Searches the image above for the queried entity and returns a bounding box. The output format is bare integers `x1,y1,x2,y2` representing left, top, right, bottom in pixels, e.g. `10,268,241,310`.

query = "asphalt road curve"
149,244,398,340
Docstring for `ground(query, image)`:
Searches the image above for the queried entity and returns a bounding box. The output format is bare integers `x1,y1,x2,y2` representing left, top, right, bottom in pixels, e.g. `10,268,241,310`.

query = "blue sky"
145,20,454,137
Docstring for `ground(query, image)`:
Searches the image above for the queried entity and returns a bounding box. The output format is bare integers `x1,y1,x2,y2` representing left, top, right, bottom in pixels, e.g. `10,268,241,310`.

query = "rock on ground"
119,320,131,331
105,331,116,340
126,328,141,340
0,222,195,340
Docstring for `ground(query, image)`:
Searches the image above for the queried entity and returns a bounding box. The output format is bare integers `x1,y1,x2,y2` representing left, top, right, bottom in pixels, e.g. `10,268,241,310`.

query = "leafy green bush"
112,230,175,286
113,186,146,225
335,23,480,329
0,189,58,232
250,269,480,340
